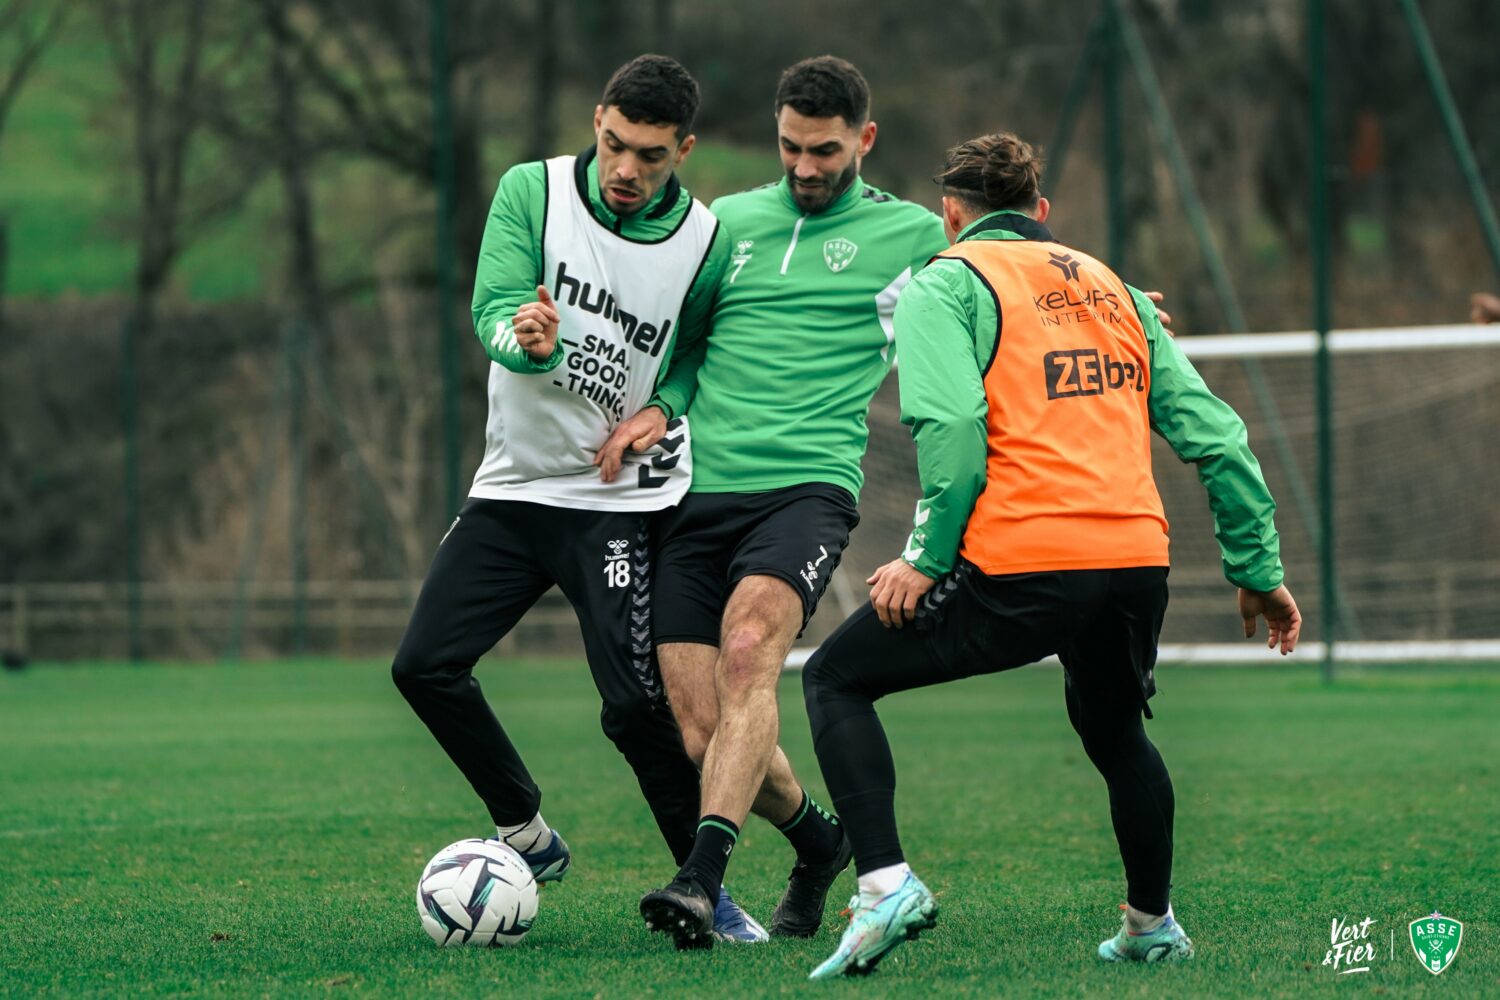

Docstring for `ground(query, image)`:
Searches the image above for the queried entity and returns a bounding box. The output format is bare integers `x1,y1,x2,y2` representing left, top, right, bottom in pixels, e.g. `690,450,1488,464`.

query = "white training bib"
471,155,718,510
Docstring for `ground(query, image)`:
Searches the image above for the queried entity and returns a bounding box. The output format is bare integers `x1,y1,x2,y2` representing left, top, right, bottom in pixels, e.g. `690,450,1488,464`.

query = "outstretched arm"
1137,286,1285,594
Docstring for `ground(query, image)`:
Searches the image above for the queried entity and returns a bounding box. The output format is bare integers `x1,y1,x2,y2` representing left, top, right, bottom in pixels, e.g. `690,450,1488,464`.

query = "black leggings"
803,565,1174,914
392,499,701,865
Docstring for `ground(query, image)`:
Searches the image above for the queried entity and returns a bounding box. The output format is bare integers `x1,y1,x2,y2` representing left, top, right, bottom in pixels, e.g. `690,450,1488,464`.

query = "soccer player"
801,131,1303,978
607,56,950,948
391,55,767,943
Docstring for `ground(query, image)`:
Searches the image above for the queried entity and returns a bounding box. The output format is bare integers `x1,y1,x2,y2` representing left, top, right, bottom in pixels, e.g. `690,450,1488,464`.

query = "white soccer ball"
416,838,538,946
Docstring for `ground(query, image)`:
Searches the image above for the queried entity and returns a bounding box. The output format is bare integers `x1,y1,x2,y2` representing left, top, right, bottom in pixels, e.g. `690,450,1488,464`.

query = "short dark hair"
774,56,870,125
601,54,699,140
934,132,1044,214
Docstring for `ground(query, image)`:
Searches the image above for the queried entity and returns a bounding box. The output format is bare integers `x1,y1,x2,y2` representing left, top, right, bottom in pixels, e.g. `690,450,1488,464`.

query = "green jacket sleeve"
1135,287,1285,590
895,259,990,578
649,220,730,418
471,162,564,374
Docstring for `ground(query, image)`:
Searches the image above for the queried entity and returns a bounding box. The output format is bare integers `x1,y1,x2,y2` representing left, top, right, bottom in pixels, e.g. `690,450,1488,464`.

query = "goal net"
800,323,1500,664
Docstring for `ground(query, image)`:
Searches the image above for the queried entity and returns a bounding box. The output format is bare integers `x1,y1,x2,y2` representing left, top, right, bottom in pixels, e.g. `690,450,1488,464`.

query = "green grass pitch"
1,659,1496,997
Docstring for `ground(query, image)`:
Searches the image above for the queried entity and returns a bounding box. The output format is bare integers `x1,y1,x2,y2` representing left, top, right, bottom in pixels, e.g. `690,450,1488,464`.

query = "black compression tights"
804,608,1174,914
1063,677,1174,915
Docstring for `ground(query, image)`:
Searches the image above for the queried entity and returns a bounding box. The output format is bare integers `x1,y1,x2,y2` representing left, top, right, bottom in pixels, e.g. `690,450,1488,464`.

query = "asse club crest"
1409,912,1462,976
823,237,858,273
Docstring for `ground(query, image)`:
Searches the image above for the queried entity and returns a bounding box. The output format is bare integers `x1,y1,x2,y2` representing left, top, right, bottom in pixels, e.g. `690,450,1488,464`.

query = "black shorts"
653,484,861,645
397,498,666,706
807,562,1170,716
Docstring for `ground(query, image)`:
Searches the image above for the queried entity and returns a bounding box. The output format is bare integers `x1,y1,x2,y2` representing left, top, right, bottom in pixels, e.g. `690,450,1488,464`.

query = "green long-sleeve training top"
672,175,948,499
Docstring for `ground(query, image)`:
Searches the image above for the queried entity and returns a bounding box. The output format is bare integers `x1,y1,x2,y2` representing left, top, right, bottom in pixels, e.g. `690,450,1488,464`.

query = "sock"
1125,904,1166,934
775,791,843,863
496,812,551,855
856,863,912,906
677,815,739,898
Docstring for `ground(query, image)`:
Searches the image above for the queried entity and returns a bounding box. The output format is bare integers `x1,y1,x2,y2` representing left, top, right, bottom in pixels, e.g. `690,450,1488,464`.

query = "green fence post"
1045,13,1103,191
431,0,462,517
1309,0,1335,680
121,311,143,662
1102,0,1126,270
1396,0,1500,281
289,319,308,656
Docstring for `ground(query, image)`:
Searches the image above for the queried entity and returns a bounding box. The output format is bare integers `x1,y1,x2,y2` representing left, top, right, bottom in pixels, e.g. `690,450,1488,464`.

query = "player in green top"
393,55,768,944
803,131,1301,978
602,56,947,950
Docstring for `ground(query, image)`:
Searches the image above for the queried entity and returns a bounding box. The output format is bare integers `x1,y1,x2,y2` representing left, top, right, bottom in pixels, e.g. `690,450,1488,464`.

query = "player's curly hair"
602,54,700,140
934,132,1044,213
774,56,870,125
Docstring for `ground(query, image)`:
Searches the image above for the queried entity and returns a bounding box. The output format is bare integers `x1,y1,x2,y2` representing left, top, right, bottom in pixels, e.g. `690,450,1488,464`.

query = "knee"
721,617,775,664
600,694,654,738
1063,682,1085,737
718,620,778,694
1072,705,1145,768
801,651,826,732
801,645,828,701
390,646,434,696
802,640,859,700
801,645,857,737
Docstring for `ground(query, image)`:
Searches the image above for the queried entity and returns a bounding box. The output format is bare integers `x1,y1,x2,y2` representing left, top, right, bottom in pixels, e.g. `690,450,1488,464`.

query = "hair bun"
981,135,1040,209
935,132,1043,213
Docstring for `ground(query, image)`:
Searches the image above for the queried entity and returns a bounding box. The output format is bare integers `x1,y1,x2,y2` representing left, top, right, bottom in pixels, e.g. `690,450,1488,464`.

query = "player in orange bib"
803,132,1302,979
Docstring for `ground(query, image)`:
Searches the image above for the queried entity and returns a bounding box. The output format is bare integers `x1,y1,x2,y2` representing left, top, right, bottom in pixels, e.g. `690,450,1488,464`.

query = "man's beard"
788,160,859,213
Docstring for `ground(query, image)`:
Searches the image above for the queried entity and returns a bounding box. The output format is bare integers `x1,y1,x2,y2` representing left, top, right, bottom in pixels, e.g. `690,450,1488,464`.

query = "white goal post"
789,322,1500,667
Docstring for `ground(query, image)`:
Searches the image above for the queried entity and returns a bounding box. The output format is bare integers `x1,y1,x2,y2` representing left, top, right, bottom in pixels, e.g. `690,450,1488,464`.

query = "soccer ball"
416,839,538,946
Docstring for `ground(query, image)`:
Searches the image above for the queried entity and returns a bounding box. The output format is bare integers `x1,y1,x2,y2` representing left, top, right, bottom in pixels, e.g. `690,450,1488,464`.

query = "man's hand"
868,558,938,629
513,284,560,360
1238,584,1302,655
1143,290,1174,334
1470,291,1500,325
594,405,668,483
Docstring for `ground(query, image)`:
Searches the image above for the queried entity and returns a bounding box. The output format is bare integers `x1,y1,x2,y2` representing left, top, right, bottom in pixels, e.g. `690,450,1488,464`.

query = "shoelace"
838,895,864,924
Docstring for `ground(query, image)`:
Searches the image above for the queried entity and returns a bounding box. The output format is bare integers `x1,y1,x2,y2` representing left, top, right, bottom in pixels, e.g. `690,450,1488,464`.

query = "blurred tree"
522,0,559,163
253,0,532,288
98,0,246,335
11,0,1500,646
652,0,674,50
0,0,67,332
0,0,62,141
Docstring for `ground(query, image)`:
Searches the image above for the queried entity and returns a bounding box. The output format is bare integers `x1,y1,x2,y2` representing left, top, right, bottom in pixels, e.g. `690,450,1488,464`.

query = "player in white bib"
391,55,766,942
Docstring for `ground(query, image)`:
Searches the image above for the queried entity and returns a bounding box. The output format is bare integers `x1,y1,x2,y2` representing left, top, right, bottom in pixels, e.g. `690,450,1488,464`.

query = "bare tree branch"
253,0,426,175
0,0,67,145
